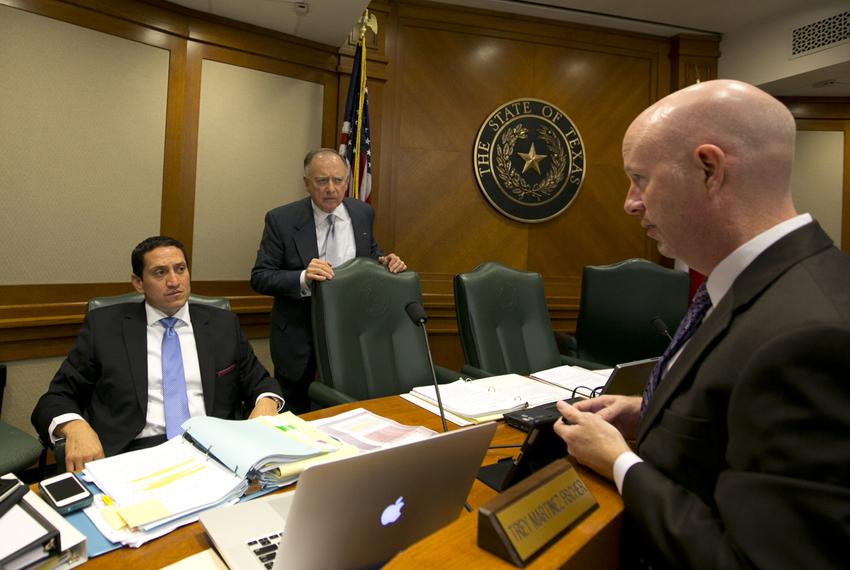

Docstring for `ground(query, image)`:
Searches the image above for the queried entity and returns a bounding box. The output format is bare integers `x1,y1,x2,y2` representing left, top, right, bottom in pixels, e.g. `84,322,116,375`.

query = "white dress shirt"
612,213,814,493
299,201,357,296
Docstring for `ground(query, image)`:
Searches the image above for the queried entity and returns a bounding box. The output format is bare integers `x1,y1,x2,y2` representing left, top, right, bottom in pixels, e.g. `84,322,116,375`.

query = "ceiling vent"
791,10,850,57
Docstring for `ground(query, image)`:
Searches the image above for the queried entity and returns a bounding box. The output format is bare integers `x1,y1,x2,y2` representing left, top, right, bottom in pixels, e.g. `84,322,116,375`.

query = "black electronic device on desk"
478,419,568,492
503,397,583,432
504,357,660,433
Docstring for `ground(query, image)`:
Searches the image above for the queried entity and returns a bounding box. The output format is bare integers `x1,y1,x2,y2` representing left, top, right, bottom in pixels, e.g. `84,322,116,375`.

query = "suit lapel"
345,198,372,256
293,197,319,266
190,305,217,413
123,302,149,418
637,222,833,443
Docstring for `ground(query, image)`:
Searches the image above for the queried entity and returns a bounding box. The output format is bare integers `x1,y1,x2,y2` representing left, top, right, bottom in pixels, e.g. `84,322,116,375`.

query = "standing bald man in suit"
554,80,850,568
251,149,406,413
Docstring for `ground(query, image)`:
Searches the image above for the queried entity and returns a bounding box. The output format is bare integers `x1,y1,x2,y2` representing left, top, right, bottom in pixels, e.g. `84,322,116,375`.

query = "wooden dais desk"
80,397,623,569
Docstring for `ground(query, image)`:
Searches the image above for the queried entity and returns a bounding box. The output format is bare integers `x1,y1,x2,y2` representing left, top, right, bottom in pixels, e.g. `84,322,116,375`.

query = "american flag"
338,38,372,203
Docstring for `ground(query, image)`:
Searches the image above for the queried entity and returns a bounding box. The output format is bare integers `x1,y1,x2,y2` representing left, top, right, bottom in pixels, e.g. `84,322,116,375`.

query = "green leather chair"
49,292,233,473
453,262,583,377
0,364,44,477
561,258,689,368
309,258,458,409
86,292,230,312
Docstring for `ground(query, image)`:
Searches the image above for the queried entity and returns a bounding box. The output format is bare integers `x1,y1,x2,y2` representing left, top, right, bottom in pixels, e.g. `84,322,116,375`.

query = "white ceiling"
168,0,850,96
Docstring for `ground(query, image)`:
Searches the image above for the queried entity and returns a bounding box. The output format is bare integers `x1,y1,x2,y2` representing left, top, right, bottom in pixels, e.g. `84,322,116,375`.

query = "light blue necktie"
641,282,712,417
160,317,190,439
321,214,339,266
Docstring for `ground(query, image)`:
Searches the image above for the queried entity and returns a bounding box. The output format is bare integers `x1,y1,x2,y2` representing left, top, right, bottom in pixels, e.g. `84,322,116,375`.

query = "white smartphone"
38,472,93,514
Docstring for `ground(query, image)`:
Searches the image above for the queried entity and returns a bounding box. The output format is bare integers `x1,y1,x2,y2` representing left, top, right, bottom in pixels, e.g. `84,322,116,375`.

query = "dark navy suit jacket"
32,302,280,456
250,197,383,383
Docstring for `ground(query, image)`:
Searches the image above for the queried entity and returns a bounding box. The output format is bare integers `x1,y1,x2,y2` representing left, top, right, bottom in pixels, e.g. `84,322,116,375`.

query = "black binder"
0,498,60,569
0,477,28,518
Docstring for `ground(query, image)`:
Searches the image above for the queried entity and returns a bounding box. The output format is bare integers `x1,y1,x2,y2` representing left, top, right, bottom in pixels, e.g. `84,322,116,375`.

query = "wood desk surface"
79,397,623,569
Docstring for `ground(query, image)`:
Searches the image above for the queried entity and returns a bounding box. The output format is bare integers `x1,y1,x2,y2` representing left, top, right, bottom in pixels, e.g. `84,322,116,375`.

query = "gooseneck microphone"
405,301,448,433
406,301,472,513
651,316,674,343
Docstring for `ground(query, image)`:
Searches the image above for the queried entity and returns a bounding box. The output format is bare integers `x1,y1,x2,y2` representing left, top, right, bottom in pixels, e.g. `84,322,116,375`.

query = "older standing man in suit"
554,80,850,568
32,236,283,472
251,149,406,413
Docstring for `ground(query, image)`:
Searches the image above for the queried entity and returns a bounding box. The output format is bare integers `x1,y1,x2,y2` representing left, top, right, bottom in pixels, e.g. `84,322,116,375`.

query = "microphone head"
650,316,673,341
405,301,428,326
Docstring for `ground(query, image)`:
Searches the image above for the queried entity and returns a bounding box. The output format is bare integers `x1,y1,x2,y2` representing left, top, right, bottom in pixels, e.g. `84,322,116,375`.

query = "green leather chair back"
574,258,689,366
312,257,434,400
454,262,562,375
0,364,43,476
86,292,230,312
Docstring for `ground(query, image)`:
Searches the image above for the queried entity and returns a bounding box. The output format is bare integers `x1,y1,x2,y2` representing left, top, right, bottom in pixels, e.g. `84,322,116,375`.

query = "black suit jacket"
250,197,383,382
31,302,281,456
623,222,850,569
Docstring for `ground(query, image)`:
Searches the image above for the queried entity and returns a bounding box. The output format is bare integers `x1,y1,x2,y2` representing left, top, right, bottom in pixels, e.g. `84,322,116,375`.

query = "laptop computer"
602,356,659,396
200,422,497,570
503,357,660,431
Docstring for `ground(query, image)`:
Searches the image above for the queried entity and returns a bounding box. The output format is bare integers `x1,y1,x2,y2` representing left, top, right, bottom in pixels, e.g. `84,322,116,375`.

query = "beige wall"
191,61,323,280
0,4,168,284
791,130,845,247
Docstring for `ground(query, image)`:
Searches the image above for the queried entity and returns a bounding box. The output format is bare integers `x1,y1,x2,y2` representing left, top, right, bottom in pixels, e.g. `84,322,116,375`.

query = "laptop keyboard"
248,532,282,569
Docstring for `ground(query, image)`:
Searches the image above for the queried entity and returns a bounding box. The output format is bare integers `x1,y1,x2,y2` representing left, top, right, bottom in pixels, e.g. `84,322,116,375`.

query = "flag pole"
352,10,377,200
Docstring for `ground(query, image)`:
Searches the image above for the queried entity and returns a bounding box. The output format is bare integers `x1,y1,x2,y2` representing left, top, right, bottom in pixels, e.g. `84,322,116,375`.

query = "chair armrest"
559,355,610,370
554,332,578,357
460,364,492,379
434,365,462,384
308,382,357,409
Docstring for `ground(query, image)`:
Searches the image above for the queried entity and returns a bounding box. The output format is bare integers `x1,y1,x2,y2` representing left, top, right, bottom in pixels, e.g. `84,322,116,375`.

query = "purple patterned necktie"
161,317,190,439
641,282,712,417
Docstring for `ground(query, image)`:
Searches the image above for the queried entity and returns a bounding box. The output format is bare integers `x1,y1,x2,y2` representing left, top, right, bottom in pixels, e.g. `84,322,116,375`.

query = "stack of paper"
311,408,436,451
404,374,574,424
85,437,248,532
530,365,612,397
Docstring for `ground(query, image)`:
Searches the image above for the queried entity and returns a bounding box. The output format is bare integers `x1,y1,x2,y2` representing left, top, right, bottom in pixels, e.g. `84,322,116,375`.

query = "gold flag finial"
358,9,378,40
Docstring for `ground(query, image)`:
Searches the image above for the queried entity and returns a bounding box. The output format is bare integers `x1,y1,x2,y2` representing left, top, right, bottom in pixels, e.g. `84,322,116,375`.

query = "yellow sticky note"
101,505,127,531
117,499,172,528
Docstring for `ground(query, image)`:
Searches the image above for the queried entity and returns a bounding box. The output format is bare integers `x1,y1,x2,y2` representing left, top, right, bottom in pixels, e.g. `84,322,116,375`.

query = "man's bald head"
622,80,799,274
627,80,796,195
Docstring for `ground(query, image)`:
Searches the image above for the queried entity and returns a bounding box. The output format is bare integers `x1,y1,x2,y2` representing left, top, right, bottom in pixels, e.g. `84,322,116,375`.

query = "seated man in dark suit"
554,80,850,568
32,236,284,472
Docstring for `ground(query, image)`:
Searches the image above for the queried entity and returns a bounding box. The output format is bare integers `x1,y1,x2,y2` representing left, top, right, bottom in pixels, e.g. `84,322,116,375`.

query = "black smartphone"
37,472,93,515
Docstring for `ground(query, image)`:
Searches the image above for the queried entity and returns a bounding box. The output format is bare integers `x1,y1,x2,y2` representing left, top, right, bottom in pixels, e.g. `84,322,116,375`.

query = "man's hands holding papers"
553,396,639,481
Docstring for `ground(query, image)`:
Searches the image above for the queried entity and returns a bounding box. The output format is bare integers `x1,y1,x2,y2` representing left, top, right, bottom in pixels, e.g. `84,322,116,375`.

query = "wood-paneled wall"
369,1,718,368
0,0,720,372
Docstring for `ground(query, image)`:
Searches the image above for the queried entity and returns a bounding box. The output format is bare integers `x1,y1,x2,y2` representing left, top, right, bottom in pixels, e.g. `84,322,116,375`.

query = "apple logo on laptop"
380,496,405,526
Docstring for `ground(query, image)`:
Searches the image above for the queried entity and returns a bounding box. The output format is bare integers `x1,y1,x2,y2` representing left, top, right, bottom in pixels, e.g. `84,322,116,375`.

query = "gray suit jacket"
623,222,850,569
250,197,383,382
